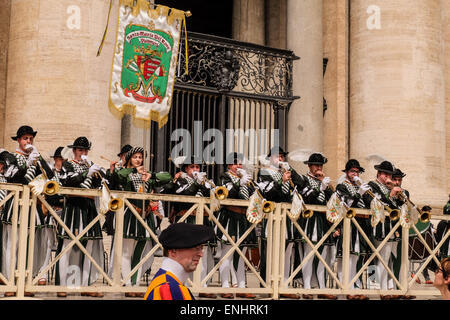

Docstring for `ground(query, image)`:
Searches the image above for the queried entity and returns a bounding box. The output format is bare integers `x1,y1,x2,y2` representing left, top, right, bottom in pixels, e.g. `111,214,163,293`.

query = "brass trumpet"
353,178,400,220
236,169,275,213
194,172,229,200
385,206,401,221
396,191,431,223
43,180,60,196
279,162,314,218
102,181,123,212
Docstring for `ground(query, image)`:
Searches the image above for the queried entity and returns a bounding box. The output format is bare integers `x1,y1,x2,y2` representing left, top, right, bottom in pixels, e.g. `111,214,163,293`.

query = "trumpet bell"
346,208,356,219
108,198,123,211
215,186,229,200
43,181,60,196
389,209,400,221
262,200,275,213
420,211,431,223
302,209,314,219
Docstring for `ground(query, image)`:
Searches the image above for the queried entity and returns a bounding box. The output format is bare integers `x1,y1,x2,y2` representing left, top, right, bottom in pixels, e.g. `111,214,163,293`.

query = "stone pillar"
232,0,265,45
265,0,287,49
4,0,121,165
444,1,450,198
349,0,447,208
322,0,349,180
287,0,323,173
0,0,11,148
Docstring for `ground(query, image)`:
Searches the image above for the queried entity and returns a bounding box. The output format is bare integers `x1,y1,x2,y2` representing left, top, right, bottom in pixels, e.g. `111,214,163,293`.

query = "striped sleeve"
24,165,38,183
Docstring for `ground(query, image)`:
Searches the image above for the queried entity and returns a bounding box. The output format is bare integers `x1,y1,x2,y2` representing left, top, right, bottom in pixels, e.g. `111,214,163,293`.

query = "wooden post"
15,186,30,299
342,217,351,291
112,197,125,287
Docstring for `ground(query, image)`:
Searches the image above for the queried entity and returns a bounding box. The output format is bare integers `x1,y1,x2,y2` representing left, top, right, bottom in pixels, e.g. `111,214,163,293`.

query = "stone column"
232,0,265,45
287,0,323,173
349,0,447,208
322,0,349,180
443,1,450,198
4,0,121,164
0,0,11,148
265,0,287,49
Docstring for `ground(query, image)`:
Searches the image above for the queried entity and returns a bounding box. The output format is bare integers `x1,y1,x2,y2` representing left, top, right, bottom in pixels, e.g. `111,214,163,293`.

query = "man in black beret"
144,223,215,300
361,160,402,300
161,155,216,298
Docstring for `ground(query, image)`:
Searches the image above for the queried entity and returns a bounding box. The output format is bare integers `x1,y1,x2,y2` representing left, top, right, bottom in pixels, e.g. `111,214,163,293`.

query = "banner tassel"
183,12,190,75
97,0,114,57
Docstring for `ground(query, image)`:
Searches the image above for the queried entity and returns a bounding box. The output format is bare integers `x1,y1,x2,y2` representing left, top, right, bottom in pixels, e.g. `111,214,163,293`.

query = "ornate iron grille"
149,31,299,181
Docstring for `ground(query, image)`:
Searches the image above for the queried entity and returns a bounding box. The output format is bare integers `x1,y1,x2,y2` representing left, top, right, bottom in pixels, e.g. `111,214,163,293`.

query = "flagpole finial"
185,11,192,17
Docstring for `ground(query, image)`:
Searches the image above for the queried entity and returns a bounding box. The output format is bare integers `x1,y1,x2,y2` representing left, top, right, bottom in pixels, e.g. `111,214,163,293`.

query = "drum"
408,221,436,262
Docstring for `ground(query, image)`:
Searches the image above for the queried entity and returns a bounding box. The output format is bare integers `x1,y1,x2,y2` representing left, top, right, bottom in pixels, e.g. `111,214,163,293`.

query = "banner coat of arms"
109,0,189,128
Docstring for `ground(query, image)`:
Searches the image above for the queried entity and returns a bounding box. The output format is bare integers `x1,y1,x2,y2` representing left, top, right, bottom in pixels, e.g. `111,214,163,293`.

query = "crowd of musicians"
0,125,449,300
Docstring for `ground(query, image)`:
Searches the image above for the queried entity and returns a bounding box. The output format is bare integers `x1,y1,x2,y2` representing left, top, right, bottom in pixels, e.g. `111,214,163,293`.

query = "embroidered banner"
109,0,189,128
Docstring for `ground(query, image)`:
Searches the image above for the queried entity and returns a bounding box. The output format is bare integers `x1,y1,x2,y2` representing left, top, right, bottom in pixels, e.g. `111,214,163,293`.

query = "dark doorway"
154,0,233,38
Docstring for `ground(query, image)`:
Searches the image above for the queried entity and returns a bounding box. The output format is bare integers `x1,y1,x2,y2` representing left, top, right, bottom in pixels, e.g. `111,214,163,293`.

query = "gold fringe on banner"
97,0,114,57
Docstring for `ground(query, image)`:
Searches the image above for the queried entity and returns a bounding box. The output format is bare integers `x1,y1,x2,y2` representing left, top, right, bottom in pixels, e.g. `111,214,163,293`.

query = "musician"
161,155,217,298
361,160,402,300
109,146,171,298
1,125,55,297
35,146,67,287
335,159,371,300
436,196,450,260
216,152,257,299
257,146,303,299
56,136,105,298
298,153,336,300
102,144,133,235
144,223,215,300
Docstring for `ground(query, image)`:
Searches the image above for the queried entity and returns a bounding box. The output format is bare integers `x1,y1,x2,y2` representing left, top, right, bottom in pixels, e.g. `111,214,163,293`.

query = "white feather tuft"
172,156,187,168
287,149,314,163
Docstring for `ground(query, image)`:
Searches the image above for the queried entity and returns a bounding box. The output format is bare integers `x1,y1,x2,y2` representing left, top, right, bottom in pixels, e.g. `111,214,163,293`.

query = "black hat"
51,146,65,159
421,205,432,212
392,168,406,178
304,153,328,165
67,137,91,150
226,152,244,165
174,155,202,172
266,146,288,159
11,125,37,141
159,223,215,249
125,146,145,165
342,159,365,173
374,161,395,174
117,144,133,157
0,150,16,166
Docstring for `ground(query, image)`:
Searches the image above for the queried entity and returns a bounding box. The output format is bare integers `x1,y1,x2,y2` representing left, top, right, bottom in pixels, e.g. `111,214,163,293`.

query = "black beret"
159,223,215,249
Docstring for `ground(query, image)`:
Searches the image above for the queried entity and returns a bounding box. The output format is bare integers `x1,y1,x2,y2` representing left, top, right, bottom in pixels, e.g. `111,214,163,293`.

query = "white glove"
24,144,34,153
193,171,207,184
358,183,371,196
279,161,290,171
81,155,89,164
353,176,363,185
236,168,247,177
4,166,18,178
240,174,252,186
320,177,331,191
27,151,40,166
87,164,101,177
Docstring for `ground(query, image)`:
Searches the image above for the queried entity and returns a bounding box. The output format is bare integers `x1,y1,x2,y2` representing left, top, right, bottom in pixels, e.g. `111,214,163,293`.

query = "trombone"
396,191,431,223
353,178,401,221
